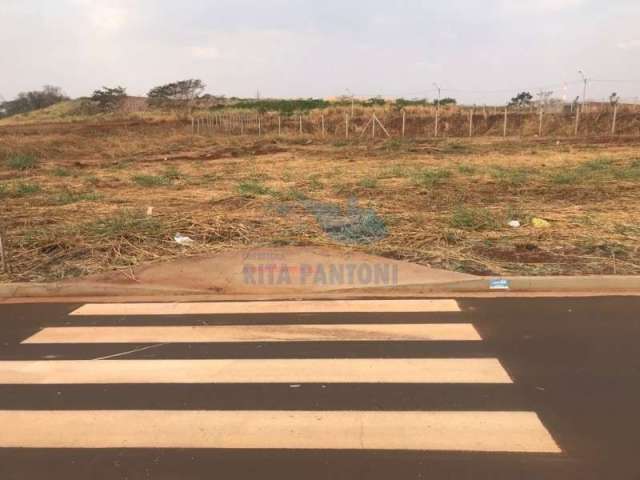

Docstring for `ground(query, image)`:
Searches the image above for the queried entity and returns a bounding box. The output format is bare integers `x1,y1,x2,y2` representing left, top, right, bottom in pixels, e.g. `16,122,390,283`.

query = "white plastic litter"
174,233,194,246
508,220,521,228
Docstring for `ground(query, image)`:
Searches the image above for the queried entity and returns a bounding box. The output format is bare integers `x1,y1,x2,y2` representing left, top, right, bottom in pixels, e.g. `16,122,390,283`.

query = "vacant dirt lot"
1,119,639,282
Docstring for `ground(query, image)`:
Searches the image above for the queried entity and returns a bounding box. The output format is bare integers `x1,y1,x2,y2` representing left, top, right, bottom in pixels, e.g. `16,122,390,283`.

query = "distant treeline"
0,78,459,119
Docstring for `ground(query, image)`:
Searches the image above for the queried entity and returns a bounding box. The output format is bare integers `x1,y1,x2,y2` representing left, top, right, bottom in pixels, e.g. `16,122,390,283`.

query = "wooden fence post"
373,114,391,138
574,108,580,137
0,226,8,274
435,105,439,137
258,116,261,136
299,115,303,135
611,102,618,136
321,114,325,137
538,108,544,137
345,114,349,138
469,108,474,137
503,107,508,137
402,110,406,137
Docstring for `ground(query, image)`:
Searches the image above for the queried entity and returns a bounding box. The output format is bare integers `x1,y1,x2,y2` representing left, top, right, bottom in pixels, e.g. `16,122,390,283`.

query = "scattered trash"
489,278,510,290
508,220,521,228
146,206,154,216
289,384,301,389
174,233,194,246
531,217,551,229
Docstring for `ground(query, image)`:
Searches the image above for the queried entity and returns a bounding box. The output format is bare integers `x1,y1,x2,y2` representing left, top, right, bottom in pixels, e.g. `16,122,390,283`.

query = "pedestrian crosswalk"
0,298,561,454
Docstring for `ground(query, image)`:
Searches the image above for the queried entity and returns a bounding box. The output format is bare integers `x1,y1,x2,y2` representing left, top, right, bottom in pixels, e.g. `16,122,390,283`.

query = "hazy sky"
2,0,640,104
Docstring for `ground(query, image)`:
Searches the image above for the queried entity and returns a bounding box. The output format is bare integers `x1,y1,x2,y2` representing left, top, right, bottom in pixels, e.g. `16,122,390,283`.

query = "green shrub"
237,180,272,197
133,174,172,187
6,154,38,171
413,168,451,188
13,182,41,196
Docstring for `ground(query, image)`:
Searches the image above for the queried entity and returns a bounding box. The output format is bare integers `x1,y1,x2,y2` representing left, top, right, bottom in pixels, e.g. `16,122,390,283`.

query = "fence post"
538,107,544,137
258,116,261,136
435,104,439,137
373,114,391,138
321,114,325,137
402,110,406,137
574,107,580,136
503,107,508,137
278,115,281,136
0,226,9,274
611,102,618,136
372,114,376,138
299,115,303,135
469,108,474,137
345,114,349,138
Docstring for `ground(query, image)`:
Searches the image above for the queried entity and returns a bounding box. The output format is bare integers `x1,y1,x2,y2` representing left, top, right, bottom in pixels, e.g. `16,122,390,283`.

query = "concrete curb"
0,283,209,299
1,276,640,300
338,276,640,294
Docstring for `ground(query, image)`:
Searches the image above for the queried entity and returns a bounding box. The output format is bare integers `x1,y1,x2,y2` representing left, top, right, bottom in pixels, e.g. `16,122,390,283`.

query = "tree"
90,86,127,111
147,79,205,107
0,85,68,117
440,97,457,106
509,91,533,108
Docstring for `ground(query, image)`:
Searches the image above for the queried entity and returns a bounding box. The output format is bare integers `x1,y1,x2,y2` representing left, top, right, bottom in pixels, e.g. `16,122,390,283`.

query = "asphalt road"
0,296,639,480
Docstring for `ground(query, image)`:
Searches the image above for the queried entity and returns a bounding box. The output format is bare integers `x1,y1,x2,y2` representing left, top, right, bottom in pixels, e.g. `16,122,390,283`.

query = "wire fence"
190,103,640,139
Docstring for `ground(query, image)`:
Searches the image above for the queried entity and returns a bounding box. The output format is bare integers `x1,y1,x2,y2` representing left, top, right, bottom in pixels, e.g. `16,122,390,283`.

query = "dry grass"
1,119,640,282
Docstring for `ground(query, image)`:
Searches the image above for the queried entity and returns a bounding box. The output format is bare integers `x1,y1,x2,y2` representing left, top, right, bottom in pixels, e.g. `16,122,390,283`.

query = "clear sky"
2,0,639,104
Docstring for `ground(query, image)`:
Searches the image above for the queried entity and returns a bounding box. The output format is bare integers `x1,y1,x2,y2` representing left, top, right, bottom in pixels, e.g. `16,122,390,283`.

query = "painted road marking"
0,358,511,384
23,323,481,344
0,410,560,452
69,299,461,316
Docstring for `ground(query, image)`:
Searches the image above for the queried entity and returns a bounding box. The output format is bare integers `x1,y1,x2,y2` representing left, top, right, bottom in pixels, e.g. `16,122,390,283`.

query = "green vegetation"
276,188,307,201
413,168,452,188
450,206,499,230
379,164,411,179
237,179,272,197
0,86,68,118
83,210,163,238
6,154,38,171
90,86,127,112
13,182,42,196
549,157,640,185
490,166,530,187
52,189,102,205
226,98,329,115
358,177,378,189
52,167,72,177
307,174,324,190
132,169,179,187
457,164,477,175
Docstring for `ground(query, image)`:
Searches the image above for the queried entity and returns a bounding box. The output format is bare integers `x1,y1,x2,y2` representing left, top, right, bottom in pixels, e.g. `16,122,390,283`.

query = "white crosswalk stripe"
0,358,512,384
23,323,482,343
69,299,461,315
1,299,561,453
0,410,560,452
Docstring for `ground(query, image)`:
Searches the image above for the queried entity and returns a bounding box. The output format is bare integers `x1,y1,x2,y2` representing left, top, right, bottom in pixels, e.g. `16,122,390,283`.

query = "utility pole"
433,83,441,137
578,70,589,112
